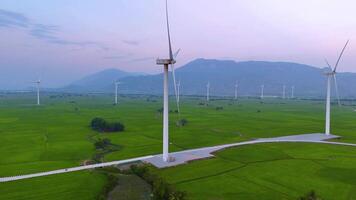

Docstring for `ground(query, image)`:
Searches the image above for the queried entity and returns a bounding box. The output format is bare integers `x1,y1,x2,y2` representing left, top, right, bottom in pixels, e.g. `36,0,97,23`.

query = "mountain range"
61,59,356,98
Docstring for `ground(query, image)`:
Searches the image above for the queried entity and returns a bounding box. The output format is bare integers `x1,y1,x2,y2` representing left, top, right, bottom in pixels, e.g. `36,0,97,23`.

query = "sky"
0,0,355,89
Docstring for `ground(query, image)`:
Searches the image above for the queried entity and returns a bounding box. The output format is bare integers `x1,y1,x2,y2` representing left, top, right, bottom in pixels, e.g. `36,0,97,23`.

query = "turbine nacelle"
156,58,176,65
323,71,336,76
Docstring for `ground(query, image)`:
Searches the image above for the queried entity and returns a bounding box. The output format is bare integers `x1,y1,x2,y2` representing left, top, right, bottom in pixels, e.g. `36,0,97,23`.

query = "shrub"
299,190,322,200
215,106,224,110
94,138,111,149
90,117,125,133
176,119,188,127
157,108,163,114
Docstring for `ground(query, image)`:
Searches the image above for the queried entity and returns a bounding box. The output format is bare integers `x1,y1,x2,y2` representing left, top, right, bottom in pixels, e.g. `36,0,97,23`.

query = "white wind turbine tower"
234,81,238,100
324,40,349,136
156,0,180,162
114,81,120,105
260,84,264,99
34,79,41,105
177,80,181,103
206,82,210,102
291,86,295,99
282,85,286,99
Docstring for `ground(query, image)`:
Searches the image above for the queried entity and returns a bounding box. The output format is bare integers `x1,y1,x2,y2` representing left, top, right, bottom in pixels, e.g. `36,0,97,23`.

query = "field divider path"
1,133,355,183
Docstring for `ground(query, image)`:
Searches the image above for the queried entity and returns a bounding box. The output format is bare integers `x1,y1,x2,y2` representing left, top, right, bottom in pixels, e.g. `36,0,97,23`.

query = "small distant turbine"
33,79,41,105
260,84,264,99
323,40,349,135
282,85,286,99
234,81,238,100
114,81,120,105
206,82,210,102
291,86,295,99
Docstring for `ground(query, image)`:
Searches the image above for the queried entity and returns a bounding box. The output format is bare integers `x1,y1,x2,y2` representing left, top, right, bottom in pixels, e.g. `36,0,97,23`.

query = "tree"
90,117,125,133
91,117,107,131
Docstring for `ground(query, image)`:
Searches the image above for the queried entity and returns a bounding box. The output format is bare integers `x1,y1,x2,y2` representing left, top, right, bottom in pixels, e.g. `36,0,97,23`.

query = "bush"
299,190,322,200
90,117,125,133
215,106,224,110
176,119,188,127
157,108,163,114
94,138,111,149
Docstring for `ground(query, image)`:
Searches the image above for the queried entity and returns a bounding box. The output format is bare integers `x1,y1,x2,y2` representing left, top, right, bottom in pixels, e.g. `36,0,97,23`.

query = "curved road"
1,133,355,183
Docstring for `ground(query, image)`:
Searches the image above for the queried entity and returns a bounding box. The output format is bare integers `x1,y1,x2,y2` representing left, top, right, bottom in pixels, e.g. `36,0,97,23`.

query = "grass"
0,93,356,199
0,171,107,200
156,143,356,200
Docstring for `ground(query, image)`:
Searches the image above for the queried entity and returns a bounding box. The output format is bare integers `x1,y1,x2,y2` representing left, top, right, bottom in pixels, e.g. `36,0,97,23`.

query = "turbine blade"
173,48,181,59
324,59,333,71
334,40,349,72
171,64,180,113
165,0,173,60
333,74,341,107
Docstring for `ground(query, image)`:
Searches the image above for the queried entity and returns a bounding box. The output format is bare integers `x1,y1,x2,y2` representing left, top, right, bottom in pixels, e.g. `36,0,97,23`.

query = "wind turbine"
282,85,286,99
34,79,41,105
234,81,238,100
324,40,349,135
156,0,180,162
114,81,120,105
206,82,210,102
260,84,264,99
291,86,295,99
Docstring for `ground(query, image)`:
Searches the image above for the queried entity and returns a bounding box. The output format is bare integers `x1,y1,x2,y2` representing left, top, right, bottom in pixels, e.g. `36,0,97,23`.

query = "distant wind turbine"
282,85,286,99
291,86,295,99
34,79,41,105
156,0,180,162
114,81,120,105
234,81,238,100
260,85,264,99
323,40,349,135
206,82,210,102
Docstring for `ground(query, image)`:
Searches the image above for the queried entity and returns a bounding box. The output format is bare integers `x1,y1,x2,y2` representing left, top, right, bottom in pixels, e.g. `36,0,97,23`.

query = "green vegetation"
176,119,188,127
0,171,107,200
91,117,125,132
299,191,323,200
107,174,152,200
155,143,356,200
1,93,356,199
131,164,187,200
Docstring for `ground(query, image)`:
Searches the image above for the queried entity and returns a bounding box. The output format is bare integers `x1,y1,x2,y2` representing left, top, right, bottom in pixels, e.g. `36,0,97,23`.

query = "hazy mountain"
62,68,144,92
61,59,356,98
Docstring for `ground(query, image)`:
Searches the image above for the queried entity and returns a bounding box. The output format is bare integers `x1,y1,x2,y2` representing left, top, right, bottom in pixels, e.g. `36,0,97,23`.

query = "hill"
62,69,143,92
61,59,356,98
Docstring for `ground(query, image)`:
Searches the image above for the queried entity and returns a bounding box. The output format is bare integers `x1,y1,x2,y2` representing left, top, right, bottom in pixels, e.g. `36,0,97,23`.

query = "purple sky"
0,0,355,88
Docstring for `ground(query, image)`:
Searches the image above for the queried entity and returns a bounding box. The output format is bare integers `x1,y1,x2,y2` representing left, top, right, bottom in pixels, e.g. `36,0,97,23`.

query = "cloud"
0,9,29,28
122,39,140,46
0,9,108,50
30,24,59,40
